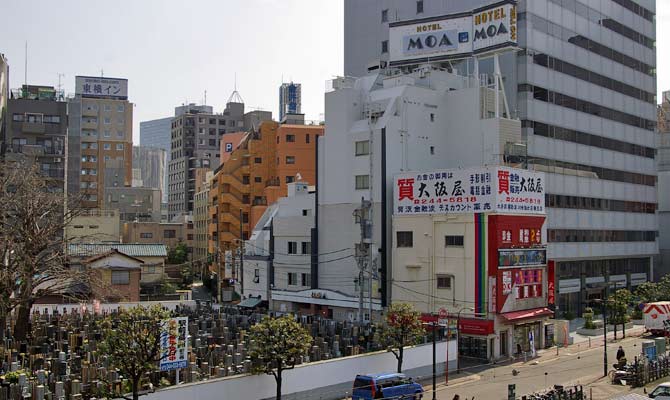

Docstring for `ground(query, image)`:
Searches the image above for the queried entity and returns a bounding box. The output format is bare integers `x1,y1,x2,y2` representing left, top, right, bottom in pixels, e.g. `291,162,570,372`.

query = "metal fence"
521,385,585,400
631,355,670,387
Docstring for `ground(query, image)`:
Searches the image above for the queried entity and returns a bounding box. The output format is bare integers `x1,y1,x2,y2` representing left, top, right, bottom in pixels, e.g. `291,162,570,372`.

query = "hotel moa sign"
389,0,518,66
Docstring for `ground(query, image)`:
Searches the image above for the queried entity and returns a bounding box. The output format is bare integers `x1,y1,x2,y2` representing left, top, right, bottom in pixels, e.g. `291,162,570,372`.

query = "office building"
167,97,245,220
343,0,658,315
104,186,161,223
5,85,67,190
193,170,213,265
141,104,214,203
132,145,167,197
658,91,670,277
67,76,133,209
279,82,301,123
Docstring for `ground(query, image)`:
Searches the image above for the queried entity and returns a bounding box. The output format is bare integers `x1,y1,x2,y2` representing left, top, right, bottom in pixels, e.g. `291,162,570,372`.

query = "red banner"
547,260,555,307
458,318,494,335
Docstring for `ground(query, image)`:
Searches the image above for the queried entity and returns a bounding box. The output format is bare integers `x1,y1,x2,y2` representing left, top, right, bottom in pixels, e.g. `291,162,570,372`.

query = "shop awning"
236,297,263,308
501,307,553,323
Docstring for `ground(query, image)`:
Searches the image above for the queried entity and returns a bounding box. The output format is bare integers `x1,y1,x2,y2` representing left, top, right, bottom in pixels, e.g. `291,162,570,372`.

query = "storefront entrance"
500,331,508,356
459,336,488,360
513,321,541,354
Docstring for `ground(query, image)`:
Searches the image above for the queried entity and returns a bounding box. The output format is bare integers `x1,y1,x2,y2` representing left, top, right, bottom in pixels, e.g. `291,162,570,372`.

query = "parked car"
352,373,423,400
647,382,670,399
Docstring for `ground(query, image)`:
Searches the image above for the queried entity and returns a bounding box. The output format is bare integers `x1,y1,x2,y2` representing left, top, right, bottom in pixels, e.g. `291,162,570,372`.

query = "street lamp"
422,316,441,400
456,306,474,374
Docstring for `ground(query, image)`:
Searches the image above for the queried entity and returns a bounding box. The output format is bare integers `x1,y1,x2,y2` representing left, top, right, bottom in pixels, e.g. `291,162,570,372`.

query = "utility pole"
354,198,371,325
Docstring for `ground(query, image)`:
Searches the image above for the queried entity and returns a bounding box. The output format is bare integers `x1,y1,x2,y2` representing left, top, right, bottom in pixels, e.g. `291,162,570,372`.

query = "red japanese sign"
547,260,555,307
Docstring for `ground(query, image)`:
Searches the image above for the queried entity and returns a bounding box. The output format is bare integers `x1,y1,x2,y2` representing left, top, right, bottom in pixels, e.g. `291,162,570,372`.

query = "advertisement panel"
75,76,128,99
159,317,188,371
547,260,555,307
393,166,544,215
472,2,518,53
389,15,472,63
498,249,546,268
389,1,517,65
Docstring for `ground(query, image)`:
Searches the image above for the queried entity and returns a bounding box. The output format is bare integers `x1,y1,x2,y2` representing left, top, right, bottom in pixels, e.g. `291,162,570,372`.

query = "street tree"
97,305,169,400
634,282,660,304
248,315,312,400
167,242,188,265
608,288,632,338
0,161,90,341
377,302,425,373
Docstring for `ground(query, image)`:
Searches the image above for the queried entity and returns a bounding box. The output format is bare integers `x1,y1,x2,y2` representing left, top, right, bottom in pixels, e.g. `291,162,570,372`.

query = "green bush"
583,307,596,329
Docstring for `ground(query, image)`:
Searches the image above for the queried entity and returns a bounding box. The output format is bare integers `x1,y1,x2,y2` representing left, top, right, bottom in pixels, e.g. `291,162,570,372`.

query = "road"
426,331,651,399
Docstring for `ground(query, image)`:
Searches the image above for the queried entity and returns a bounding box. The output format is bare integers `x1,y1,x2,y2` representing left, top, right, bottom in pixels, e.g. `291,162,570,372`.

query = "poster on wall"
159,317,188,371
394,166,545,216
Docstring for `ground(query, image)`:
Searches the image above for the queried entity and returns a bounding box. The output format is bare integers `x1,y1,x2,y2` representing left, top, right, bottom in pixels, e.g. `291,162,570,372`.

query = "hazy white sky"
0,0,344,143
1,1,668,144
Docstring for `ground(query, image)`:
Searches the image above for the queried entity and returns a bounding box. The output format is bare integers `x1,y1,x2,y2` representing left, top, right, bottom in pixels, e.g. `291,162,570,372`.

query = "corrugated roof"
68,243,168,257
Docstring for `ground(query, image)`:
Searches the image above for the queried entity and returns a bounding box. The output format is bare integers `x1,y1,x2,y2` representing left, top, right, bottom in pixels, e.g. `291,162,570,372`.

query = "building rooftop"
68,243,168,258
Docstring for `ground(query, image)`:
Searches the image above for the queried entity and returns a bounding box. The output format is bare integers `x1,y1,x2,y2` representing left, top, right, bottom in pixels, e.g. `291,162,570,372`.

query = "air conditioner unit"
54,157,62,163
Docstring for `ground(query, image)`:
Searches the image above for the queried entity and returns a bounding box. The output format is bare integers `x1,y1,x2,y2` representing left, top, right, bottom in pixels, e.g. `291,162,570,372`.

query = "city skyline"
0,0,343,143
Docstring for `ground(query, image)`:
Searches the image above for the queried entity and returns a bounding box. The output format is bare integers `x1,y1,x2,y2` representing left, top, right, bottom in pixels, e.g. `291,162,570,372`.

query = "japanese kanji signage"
393,166,545,215
159,317,188,371
75,76,128,99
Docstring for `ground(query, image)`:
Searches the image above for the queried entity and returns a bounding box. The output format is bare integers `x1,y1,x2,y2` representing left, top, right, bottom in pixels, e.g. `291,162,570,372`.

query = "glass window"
286,134,295,142
445,235,464,246
381,8,388,22
416,0,423,13
140,233,153,238
103,143,111,150
381,40,389,54
111,271,130,285
355,140,370,156
437,275,451,289
103,130,111,137
116,144,124,151
286,156,295,164
288,272,297,285
288,241,298,254
397,231,413,248
301,273,310,286
301,241,311,254
355,175,369,189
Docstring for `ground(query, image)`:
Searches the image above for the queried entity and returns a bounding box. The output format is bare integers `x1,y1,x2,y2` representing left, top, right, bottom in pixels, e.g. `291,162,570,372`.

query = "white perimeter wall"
147,340,457,400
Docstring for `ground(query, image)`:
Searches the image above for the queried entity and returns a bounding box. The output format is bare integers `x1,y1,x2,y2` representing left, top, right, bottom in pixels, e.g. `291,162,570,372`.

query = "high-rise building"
279,82,301,123
167,96,245,221
4,85,67,190
658,91,670,277
132,145,167,197
67,76,133,209
343,0,657,315
140,104,214,204
0,54,8,148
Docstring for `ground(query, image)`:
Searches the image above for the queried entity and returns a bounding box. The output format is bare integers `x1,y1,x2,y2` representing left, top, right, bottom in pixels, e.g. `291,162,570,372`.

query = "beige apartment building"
67,76,133,209
65,209,121,243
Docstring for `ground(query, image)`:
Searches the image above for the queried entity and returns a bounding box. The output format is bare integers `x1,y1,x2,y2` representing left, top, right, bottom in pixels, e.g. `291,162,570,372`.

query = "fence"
521,385,585,400
631,354,670,387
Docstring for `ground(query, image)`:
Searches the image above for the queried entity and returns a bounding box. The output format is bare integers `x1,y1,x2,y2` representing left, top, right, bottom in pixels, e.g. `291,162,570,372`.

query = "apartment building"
167,99,245,220
209,119,324,269
0,54,8,147
132,145,167,197
67,76,133,208
4,85,67,190
343,0,658,315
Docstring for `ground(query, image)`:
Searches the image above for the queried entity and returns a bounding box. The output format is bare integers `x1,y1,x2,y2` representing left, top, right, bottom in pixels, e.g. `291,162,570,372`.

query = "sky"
0,0,668,144
0,0,344,143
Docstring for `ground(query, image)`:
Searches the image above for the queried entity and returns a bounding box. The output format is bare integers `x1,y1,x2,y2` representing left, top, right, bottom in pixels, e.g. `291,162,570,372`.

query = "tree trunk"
132,376,140,400
13,303,31,342
275,369,282,400
397,345,404,373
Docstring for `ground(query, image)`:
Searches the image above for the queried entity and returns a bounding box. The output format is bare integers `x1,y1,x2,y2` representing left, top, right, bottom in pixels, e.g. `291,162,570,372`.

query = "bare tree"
0,161,91,341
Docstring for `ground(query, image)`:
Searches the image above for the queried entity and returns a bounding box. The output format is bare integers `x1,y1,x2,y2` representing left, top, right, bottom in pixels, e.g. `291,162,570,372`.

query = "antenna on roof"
227,74,244,104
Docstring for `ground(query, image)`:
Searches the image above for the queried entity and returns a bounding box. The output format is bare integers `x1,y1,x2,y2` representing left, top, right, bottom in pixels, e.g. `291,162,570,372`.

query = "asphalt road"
427,332,651,400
